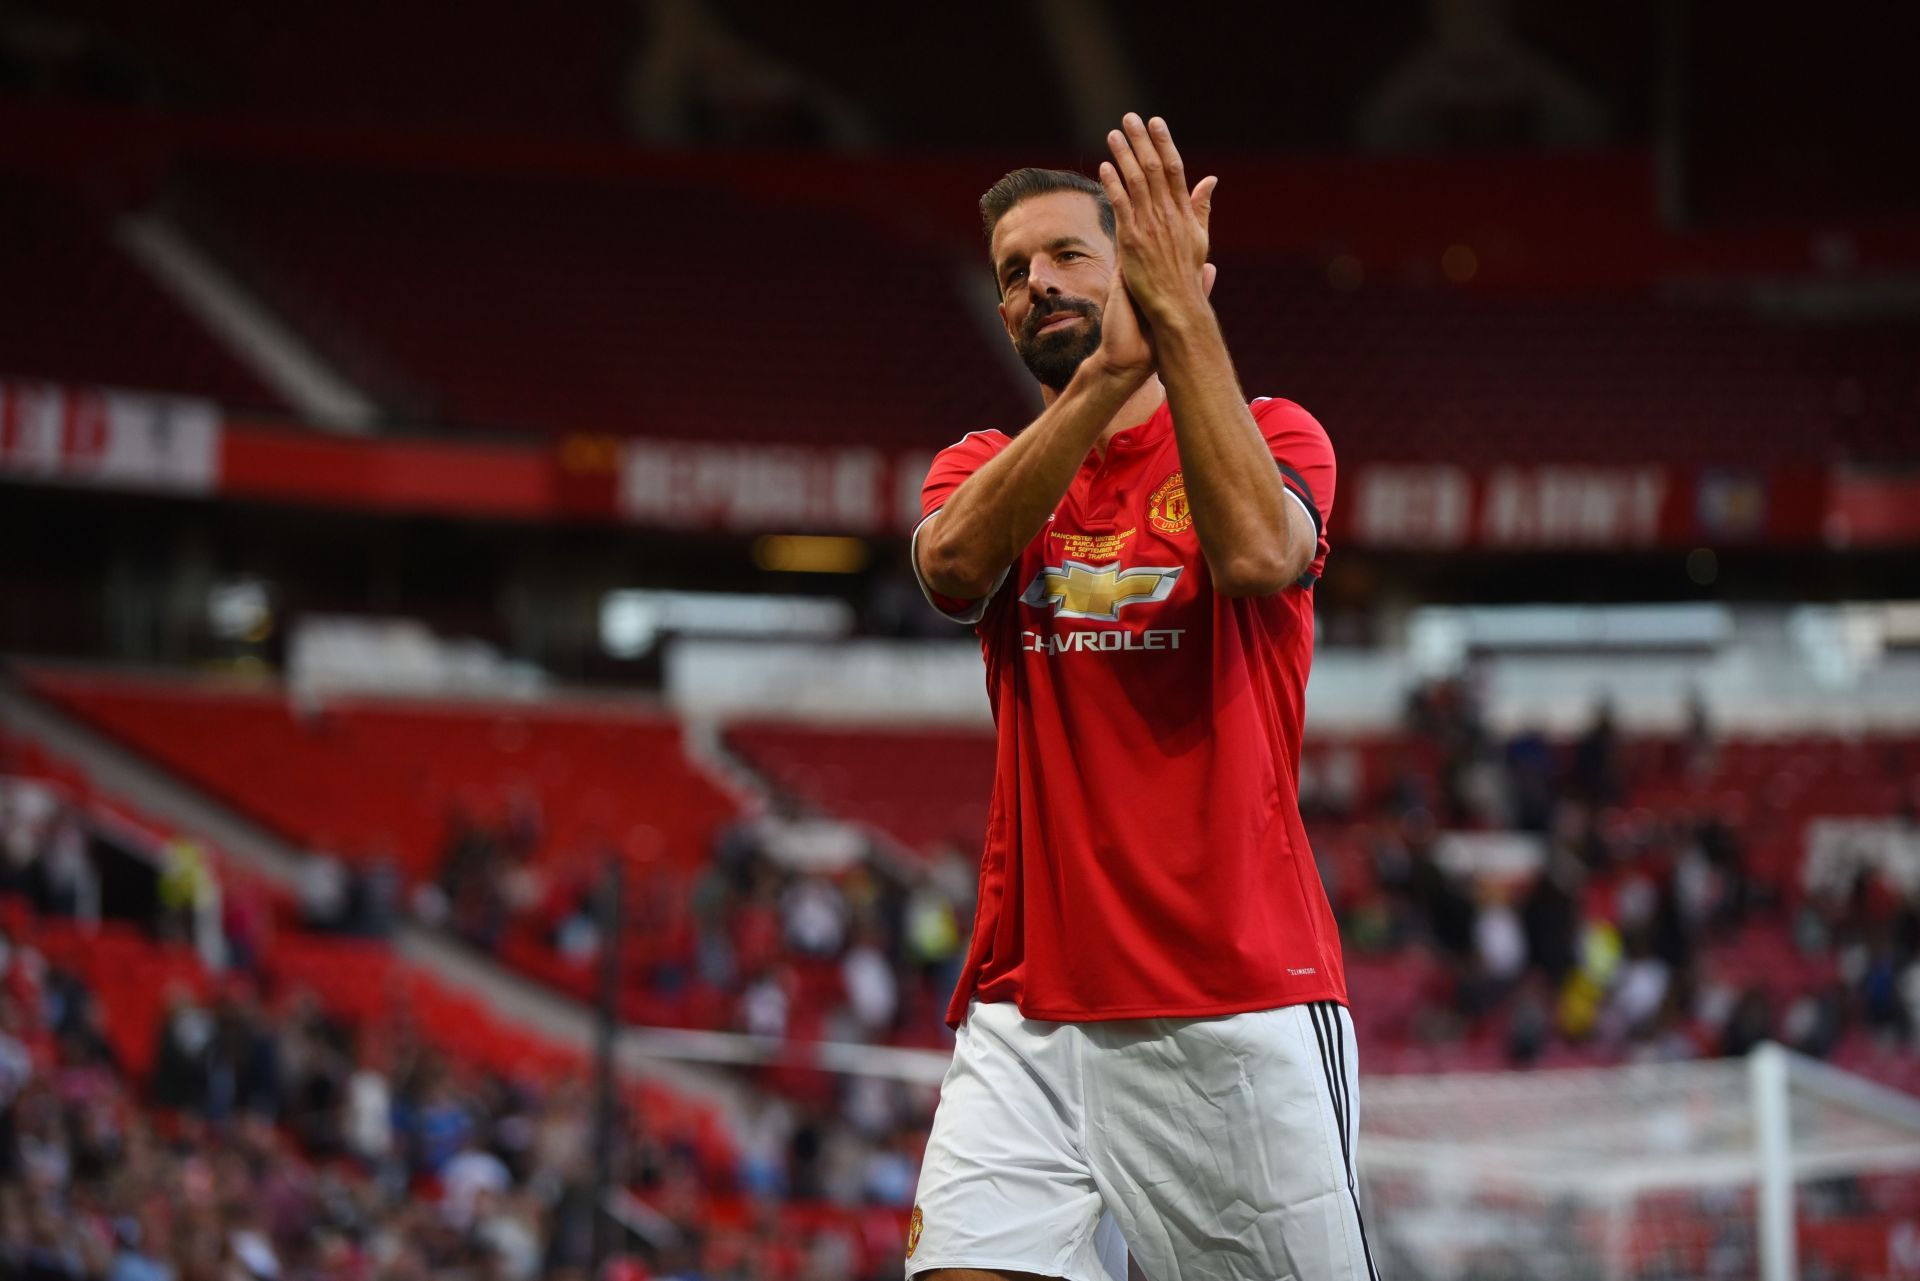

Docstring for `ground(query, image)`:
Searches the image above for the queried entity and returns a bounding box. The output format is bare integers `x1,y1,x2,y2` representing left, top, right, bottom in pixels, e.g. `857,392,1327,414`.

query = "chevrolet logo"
1020,560,1183,621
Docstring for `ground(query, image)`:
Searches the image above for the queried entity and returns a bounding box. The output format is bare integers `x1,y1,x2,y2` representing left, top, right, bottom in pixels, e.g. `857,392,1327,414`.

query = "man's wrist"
1078,354,1152,400
1140,290,1216,347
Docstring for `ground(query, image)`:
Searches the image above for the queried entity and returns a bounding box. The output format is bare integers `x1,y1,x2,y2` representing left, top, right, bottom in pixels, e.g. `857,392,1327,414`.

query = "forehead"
990,190,1109,265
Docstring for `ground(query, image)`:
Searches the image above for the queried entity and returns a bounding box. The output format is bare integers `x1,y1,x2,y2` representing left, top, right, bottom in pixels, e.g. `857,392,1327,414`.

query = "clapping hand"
1098,114,1218,329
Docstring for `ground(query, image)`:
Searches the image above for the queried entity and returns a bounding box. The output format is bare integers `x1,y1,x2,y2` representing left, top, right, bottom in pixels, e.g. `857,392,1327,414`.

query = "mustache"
1022,296,1097,341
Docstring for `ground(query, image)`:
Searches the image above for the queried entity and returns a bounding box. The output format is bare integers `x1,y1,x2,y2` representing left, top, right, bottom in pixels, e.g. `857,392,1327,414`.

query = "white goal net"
1357,1045,1920,1281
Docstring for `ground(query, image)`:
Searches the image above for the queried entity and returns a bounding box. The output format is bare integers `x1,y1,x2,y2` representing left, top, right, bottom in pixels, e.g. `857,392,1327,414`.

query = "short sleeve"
1251,397,1335,585
913,431,1013,624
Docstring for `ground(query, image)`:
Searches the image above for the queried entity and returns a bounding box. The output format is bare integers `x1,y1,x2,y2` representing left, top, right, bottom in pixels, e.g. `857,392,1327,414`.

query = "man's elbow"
1210,544,1308,598
919,536,1002,601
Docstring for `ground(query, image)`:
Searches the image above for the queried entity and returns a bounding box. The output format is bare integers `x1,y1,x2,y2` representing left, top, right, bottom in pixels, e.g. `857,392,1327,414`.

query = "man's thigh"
907,1003,1120,1281
1085,1002,1379,1281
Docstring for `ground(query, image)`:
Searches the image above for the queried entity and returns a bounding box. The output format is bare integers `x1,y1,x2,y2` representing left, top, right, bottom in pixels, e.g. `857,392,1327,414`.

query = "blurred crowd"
7,684,1920,1279
415,679,1920,1098
426,795,968,1238
0,904,915,1281
1314,678,1920,1071
0,735,949,1281
433,794,977,1054
4,918,586,1281
1,781,98,924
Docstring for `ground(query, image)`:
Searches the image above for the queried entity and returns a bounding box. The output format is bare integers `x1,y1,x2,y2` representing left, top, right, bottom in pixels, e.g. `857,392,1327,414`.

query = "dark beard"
1016,297,1102,391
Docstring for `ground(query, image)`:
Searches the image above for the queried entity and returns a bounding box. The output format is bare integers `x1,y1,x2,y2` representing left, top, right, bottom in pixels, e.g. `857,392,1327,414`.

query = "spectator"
149,986,212,1115
441,1134,512,1232
780,877,847,957
301,845,351,937
840,930,898,1036
1572,699,1624,807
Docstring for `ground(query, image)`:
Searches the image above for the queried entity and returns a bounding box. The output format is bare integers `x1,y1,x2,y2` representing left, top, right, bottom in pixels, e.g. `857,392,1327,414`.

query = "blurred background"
1,2,1918,1279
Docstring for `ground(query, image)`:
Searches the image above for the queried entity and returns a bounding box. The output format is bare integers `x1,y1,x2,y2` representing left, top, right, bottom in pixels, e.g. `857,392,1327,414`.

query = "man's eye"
1058,252,1080,262
1005,268,1026,286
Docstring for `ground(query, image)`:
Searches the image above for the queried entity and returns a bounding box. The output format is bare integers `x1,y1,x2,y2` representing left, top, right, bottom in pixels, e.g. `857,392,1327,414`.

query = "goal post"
1356,1042,1920,1281
1751,1043,1794,1281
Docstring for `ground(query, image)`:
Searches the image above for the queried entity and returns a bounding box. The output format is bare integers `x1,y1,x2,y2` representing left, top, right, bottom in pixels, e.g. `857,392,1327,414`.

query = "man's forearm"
1154,307,1302,595
918,365,1142,600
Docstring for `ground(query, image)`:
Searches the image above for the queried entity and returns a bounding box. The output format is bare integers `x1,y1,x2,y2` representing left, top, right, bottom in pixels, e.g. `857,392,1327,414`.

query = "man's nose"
1026,257,1066,299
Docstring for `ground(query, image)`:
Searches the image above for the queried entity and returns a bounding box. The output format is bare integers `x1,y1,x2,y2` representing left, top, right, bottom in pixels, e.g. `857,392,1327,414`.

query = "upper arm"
1253,398,1335,587
912,432,1012,622
1279,492,1318,585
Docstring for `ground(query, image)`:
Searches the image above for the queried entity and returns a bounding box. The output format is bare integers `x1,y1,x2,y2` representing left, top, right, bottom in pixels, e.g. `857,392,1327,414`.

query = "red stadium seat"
26,670,740,886
725,720,996,858
180,160,1033,447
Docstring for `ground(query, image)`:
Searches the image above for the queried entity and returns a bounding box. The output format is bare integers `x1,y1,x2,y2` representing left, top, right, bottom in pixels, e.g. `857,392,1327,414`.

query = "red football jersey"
914,396,1346,1026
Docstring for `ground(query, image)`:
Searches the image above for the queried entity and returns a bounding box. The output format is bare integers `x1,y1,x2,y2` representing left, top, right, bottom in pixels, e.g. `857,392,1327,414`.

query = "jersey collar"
1086,399,1173,468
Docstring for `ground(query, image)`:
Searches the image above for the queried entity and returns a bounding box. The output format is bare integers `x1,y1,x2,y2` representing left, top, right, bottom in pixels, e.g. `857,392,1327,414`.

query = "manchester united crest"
906,1205,924,1258
1148,471,1192,535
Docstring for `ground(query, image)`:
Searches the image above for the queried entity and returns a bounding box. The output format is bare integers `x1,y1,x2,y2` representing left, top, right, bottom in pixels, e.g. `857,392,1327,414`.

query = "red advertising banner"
0,379,221,494
0,381,1887,550
221,421,553,518
1341,462,1828,550
616,438,932,534
1825,468,1920,546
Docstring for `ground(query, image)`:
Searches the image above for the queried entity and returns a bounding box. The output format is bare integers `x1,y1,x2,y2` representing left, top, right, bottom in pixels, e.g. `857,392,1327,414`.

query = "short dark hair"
979,167,1115,246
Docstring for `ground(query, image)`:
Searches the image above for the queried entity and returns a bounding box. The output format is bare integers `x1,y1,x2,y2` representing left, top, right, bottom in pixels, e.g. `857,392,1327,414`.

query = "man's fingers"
1115,267,1154,338
1106,124,1154,216
1190,175,1218,234
1120,112,1172,210
1148,117,1188,203
1104,266,1149,345
1097,161,1135,229
1202,262,1218,298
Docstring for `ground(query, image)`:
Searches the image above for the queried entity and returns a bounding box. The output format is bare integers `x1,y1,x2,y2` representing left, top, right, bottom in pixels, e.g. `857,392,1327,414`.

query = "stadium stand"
0,897,928,1280
50,0,1068,148
0,175,283,410
727,714,1917,880
723,723,996,860
5,95,1911,471
1,726,932,1279
721,698,1920,1092
22,0,631,133
22,670,739,886
176,160,1032,444
1212,268,1919,466
21,665,1920,1096
67,150,1899,469
44,577,1905,1269
15,672,972,1045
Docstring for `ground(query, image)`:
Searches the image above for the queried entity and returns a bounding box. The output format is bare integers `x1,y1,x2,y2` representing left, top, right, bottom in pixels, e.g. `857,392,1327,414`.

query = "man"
906,115,1374,1281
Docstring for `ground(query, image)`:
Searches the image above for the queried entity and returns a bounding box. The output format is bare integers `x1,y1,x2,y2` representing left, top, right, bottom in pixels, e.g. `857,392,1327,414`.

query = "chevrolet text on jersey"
1021,628,1186,655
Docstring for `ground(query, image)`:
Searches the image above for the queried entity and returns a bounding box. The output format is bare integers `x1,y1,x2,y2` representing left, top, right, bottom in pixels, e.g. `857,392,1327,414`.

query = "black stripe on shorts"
1309,1001,1382,1281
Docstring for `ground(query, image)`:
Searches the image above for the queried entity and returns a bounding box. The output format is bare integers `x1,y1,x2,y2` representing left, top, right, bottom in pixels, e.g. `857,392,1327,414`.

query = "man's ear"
998,302,1017,347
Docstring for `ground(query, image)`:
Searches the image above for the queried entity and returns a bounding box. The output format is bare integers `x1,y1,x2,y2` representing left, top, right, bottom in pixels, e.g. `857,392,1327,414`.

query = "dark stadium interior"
2,3,1919,1280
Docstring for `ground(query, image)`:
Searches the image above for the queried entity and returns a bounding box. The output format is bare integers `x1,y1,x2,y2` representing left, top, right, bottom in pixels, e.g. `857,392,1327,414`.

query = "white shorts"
907,1000,1379,1281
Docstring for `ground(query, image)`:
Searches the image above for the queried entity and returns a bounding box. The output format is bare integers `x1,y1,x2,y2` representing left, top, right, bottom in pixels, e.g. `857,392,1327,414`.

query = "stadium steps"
17,667,741,887
0,174,288,409
175,159,1034,445
0,669,756,1130
723,720,998,859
